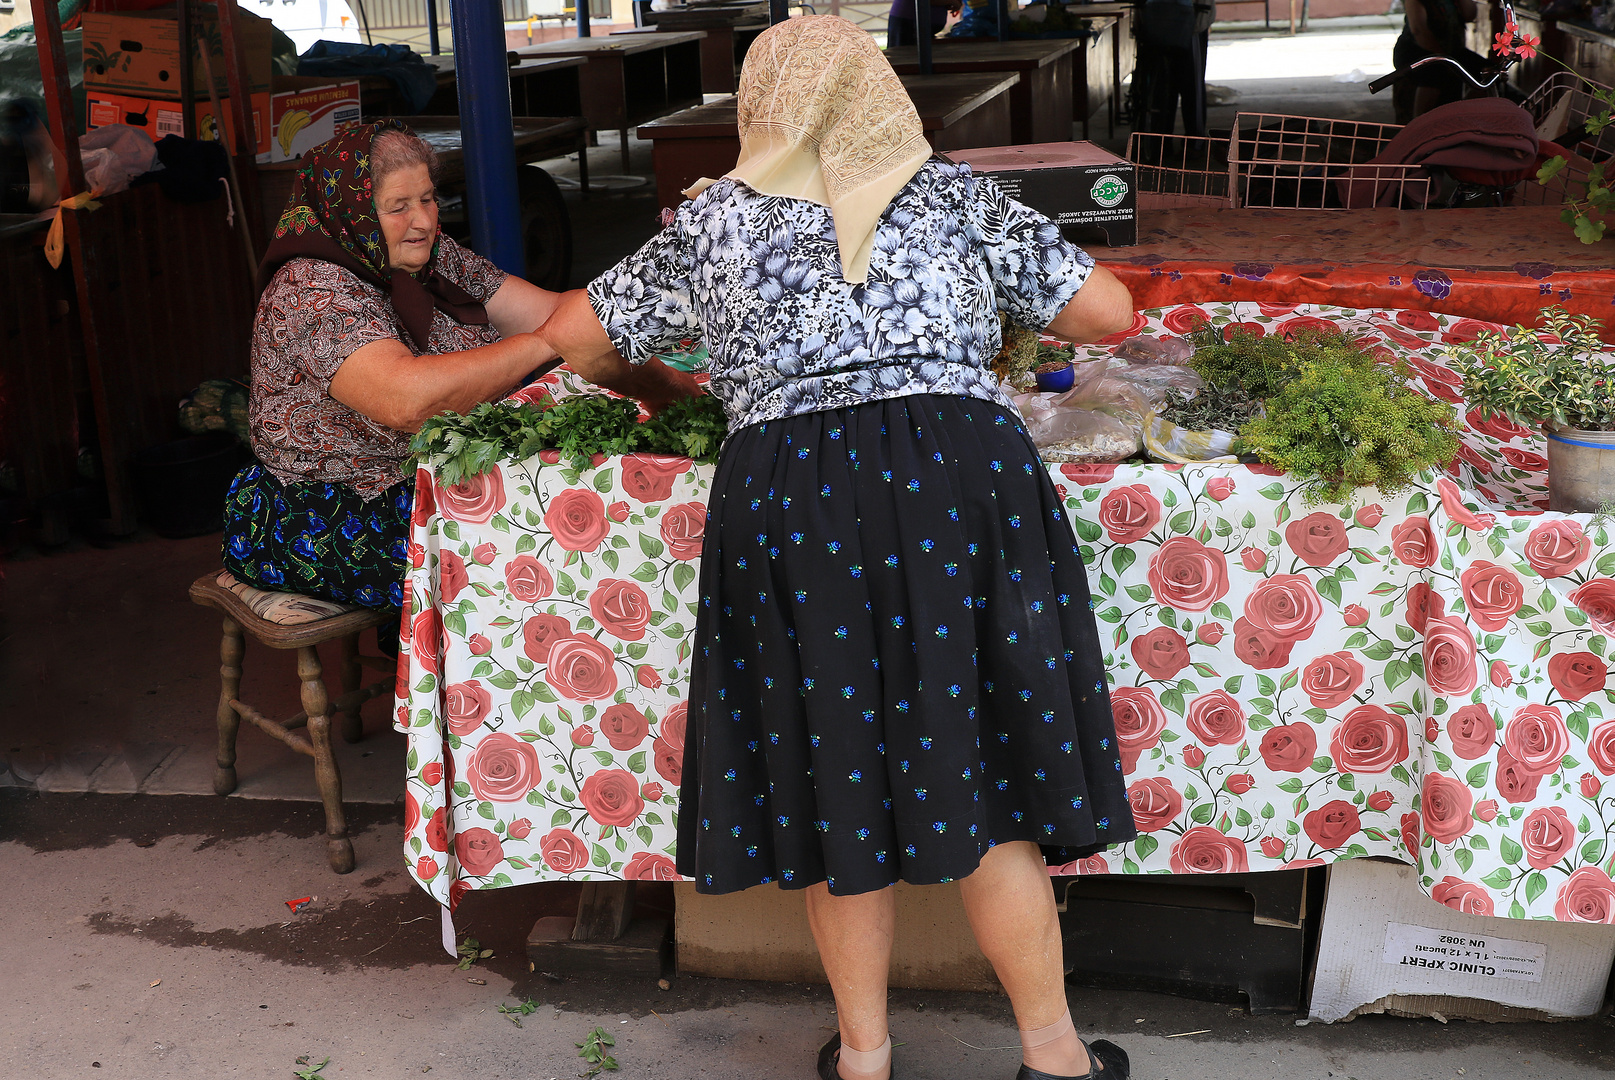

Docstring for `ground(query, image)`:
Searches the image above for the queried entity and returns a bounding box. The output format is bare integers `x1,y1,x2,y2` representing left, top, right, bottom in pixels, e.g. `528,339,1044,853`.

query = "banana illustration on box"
269,85,360,162
278,109,313,157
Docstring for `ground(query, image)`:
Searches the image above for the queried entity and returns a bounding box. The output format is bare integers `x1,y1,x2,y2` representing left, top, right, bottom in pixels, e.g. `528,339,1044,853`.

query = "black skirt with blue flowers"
221,463,411,610
675,394,1137,896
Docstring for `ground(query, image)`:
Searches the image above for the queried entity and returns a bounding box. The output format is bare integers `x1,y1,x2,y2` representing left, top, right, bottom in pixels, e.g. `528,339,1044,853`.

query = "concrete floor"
4,21,1613,1080
6,791,1615,1080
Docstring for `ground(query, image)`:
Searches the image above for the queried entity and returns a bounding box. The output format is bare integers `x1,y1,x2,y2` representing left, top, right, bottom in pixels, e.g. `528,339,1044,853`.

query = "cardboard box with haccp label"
943,142,1137,248
83,4,273,100
1308,859,1615,1023
87,78,360,164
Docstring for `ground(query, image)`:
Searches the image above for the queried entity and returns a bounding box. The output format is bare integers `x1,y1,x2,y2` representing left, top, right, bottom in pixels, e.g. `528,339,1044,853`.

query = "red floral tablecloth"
397,304,1615,925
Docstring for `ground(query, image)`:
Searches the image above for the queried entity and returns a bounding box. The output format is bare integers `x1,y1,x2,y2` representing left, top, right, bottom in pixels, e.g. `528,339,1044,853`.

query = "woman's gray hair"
371,129,440,188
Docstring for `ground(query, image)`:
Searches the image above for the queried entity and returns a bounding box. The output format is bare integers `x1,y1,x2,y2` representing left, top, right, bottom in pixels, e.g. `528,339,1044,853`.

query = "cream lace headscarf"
684,15,932,284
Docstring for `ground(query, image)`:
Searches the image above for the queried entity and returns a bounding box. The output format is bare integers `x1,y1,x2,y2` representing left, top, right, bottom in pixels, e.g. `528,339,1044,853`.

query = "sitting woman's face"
374,163,438,275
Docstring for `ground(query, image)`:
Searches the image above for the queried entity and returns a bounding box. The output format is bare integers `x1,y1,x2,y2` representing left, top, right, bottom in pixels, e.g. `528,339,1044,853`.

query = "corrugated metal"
355,0,527,31
64,183,253,531
0,222,82,508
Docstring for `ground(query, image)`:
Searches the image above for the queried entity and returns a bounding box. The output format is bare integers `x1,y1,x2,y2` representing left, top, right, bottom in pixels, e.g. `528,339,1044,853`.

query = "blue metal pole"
769,0,788,24
451,0,526,275
915,0,932,73
426,0,441,55
578,0,591,37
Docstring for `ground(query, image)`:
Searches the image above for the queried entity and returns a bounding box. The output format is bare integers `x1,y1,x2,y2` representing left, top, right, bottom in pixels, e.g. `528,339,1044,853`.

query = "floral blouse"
250,235,507,499
588,159,1094,433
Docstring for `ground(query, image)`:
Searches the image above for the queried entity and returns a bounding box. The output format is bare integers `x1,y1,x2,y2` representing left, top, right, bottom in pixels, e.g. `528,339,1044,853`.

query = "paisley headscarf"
257,120,489,350
686,15,932,284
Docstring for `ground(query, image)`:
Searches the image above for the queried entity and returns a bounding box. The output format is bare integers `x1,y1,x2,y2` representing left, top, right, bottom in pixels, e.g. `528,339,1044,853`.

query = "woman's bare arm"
484,274,565,337
1043,263,1135,344
538,290,703,413
330,332,557,433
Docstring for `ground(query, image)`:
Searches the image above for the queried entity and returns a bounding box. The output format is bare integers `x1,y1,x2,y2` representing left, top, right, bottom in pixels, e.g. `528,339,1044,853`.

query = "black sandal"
1014,1039,1130,1080
817,1034,897,1080
817,1035,841,1080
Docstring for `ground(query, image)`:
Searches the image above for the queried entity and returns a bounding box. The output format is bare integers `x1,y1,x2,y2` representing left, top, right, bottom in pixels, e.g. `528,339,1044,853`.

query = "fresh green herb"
410,392,729,481
1185,323,1318,399
292,1057,330,1080
1158,381,1264,433
456,936,493,971
991,315,1042,386
498,998,540,1027
411,400,553,485
1448,307,1614,432
1239,349,1459,506
636,392,731,462
577,1026,620,1077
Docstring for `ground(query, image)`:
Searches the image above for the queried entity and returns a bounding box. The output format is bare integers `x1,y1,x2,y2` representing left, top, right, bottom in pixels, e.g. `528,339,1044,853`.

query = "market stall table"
397,302,1615,930
511,32,708,173
370,53,586,120
636,72,1020,209
1101,205,1615,337
625,7,768,95
885,39,1079,146
1072,0,1136,128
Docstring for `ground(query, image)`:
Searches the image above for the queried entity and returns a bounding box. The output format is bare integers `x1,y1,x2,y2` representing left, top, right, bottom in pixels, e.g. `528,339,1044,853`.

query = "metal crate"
1125,131,1233,209
1228,112,1432,210
1518,71,1613,207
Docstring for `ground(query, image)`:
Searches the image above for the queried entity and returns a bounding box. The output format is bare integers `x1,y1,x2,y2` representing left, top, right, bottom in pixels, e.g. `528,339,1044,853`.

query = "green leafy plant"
498,997,540,1027
456,936,493,970
1185,323,1312,399
410,392,729,482
1239,348,1459,506
1448,307,1615,432
576,1026,619,1077
292,1056,330,1080
991,315,1042,386
1158,380,1263,434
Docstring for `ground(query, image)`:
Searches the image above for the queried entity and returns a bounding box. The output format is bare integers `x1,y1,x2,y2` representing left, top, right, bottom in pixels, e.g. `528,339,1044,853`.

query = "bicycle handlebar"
1368,54,1517,95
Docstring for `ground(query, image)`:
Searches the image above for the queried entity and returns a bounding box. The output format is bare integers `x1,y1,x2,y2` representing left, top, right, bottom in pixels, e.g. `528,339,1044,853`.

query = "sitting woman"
222,121,561,610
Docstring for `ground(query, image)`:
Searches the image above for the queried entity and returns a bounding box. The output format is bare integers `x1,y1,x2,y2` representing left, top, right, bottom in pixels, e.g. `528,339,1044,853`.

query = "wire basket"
1228,112,1432,210
1125,131,1233,209
1517,71,1613,207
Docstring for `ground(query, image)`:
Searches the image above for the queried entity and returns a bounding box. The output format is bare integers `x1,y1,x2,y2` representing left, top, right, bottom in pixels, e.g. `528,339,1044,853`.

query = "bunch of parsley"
410,392,728,482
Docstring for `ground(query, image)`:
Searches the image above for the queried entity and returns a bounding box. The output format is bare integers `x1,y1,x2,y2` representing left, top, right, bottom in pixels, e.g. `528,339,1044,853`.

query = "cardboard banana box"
87,77,360,164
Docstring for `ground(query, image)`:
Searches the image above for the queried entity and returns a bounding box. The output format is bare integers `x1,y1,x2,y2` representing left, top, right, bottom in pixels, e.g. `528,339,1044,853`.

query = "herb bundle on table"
1165,325,1460,504
410,391,729,483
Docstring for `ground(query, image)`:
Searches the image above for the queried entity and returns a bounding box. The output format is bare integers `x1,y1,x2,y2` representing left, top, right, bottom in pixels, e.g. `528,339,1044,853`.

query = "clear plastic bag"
1113,334,1194,366
1142,412,1241,463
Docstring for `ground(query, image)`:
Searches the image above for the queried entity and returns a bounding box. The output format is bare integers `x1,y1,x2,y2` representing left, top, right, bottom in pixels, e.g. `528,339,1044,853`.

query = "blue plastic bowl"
1035,363,1076,393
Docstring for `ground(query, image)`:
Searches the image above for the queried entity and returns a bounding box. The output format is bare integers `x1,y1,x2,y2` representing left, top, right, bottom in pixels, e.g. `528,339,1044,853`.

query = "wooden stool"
189,570,396,873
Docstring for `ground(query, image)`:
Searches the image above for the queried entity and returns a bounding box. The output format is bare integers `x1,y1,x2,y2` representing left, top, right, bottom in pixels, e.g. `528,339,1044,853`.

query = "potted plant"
1449,307,1615,512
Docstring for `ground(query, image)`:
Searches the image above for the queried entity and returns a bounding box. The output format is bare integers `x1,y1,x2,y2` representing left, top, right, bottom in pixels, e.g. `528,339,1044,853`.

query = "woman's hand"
537,290,705,411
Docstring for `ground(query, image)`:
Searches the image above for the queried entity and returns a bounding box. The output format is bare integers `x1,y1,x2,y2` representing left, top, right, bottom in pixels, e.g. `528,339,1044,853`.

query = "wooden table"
633,5,770,94
1070,15,1119,140
1064,2,1135,130
513,32,708,173
351,54,587,122
637,72,1020,209
405,53,588,121
885,40,1078,146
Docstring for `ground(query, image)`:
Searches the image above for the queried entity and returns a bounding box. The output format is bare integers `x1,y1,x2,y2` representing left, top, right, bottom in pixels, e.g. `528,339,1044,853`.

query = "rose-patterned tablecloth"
397,304,1615,925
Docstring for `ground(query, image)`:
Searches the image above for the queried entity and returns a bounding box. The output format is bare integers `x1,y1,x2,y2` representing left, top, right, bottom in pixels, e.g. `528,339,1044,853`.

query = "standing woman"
541,17,1137,1080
